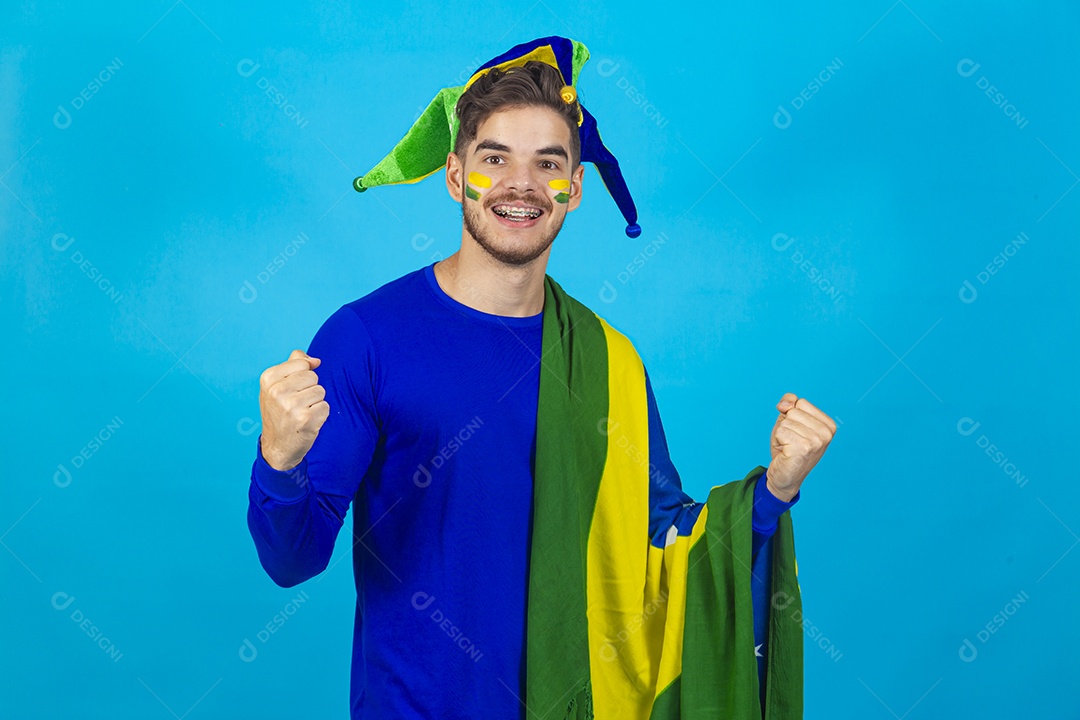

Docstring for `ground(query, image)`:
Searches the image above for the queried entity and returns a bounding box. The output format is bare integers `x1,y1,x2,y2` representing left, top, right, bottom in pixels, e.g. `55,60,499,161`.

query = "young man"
248,45,835,720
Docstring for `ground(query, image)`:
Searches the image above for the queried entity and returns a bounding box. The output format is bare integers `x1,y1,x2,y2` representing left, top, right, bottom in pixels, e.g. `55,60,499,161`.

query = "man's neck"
432,243,548,318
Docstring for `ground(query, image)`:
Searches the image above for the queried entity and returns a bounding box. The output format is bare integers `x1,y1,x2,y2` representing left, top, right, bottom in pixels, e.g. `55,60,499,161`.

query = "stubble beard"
461,189,564,268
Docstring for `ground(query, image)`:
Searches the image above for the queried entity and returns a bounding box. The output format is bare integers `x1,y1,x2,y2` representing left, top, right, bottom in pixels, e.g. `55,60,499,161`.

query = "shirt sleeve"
246,304,381,587
751,469,800,558
643,365,703,546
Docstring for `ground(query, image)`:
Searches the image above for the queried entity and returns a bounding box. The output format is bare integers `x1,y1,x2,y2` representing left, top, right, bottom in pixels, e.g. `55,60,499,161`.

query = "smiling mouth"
490,202,544,222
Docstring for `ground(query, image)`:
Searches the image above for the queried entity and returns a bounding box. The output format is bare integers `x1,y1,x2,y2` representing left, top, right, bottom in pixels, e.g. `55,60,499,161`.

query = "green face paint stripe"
465,185,481,201
554,192,570,203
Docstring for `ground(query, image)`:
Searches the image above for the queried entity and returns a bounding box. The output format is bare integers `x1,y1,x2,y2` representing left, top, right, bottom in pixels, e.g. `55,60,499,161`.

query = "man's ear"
567,162,586,212
445,151,464,202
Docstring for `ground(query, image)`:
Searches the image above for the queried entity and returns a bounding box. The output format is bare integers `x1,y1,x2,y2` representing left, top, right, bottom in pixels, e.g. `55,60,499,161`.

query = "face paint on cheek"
549,178,571,204
466,172,491,202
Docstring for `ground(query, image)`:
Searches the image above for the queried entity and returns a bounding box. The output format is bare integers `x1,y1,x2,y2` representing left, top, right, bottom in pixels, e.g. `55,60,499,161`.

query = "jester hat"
353,35,642,238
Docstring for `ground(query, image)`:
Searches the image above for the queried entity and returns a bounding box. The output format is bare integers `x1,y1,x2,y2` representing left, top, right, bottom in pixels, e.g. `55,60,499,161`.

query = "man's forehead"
471,109,572,155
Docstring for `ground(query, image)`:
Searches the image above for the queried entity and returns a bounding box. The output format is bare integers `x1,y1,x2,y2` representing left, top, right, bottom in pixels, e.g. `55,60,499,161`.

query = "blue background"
3,2,1076,717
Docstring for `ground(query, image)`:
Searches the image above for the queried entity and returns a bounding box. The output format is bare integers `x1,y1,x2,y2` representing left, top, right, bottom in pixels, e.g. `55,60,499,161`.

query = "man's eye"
540,161,557,170
484,156,504,164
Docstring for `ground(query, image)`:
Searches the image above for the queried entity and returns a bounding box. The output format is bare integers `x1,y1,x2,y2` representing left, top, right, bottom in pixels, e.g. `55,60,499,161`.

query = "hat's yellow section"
463,45,561,91
461,45,583,127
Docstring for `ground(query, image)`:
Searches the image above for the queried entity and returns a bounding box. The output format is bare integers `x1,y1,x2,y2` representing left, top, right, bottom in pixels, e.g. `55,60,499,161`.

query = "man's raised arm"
247,306,380,587
642,366,798,563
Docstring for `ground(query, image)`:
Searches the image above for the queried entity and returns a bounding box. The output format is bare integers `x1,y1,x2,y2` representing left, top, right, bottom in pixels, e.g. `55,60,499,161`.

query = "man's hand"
766,393,836,502
258,349,329,471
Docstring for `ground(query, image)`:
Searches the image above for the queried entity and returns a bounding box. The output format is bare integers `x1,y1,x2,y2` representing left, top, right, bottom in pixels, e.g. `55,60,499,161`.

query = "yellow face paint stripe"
468,172,491,188
465,172,491,203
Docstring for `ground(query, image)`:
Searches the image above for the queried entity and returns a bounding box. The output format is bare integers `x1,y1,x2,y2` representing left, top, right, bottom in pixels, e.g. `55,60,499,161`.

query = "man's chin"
481,239,552,267
463,207,563,266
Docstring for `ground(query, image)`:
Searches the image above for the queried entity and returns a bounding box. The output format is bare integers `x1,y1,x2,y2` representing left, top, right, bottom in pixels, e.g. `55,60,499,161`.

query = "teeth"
493,204,541,220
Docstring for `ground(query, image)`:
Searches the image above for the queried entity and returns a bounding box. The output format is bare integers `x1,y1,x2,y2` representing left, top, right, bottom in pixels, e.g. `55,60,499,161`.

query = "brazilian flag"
526,273,804,719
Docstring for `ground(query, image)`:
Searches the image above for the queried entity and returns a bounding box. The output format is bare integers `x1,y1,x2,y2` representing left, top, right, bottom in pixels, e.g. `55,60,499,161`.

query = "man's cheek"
466,172,491,201
549,178,570,203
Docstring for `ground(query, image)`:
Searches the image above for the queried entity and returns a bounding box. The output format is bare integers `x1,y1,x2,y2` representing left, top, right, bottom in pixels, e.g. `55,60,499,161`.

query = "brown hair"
453,60,581,168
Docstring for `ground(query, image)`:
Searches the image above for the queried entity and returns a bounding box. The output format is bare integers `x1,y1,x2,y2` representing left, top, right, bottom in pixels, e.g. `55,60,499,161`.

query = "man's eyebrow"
535,145,568,161
473,139,568,161
474,140,511,155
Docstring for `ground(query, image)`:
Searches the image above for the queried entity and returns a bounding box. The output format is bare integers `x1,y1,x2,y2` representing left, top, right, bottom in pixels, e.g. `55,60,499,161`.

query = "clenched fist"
766,393,836,502
258,349,329,471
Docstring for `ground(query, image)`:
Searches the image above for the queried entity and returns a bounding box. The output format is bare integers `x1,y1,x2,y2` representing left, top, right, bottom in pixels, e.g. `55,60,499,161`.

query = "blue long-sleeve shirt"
247,261,799,719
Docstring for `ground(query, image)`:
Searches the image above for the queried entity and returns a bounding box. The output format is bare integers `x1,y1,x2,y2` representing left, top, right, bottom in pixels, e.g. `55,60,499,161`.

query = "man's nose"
504,161,539,193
